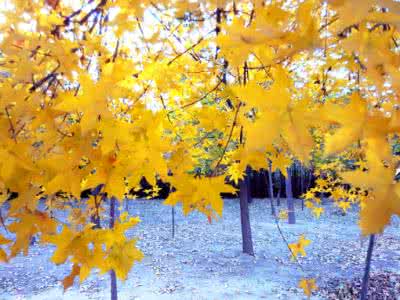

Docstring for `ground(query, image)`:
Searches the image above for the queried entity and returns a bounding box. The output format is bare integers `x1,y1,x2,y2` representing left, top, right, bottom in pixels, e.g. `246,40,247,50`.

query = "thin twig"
212,102,242,175
5,107,17,142
167,30,214,65
179,80,222,109
112,39,120,63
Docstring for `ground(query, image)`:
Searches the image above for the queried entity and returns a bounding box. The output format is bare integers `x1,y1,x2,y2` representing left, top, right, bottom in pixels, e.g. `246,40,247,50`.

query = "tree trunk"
124,198,129,212
276,171,281,206
109,197,118,300
285,166,296,224
171,206,175,239
277,189,281,206
246,167,253,203
90,185,103,229
90,213,101,229
268,164,276,216
300,166,304,211
360,234,375,300
254,171,260,198
239,178,254,256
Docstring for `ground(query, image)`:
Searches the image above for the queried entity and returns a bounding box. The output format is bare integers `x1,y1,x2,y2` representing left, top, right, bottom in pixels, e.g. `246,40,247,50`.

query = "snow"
0,198,399,300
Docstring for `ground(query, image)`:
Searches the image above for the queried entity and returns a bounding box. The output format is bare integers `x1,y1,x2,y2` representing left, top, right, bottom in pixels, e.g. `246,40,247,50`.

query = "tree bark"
300,165,304,211
171,206,175,239
360,234,375,300
239,178,254,256
109,197,118,300
268,164,276,216
90,185,103,229
285,166,296,224
124,197,129,212
246,167,253,203
276,171,281,206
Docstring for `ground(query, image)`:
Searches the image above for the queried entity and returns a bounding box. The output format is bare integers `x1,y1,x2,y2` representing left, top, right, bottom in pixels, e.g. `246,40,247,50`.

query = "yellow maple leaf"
302,190,315,200
312,206,324,218
330,188,344,201
165,175,236,217
102,239,144,280
63,264,81,291
8,211,57,257
278,209,288,220
340,144,400,234
305,200,314,209
227,163,245,185
338,201,351,212
315,178,329,190
271,152,292,178
299,278,317,297
55,74,113,133
322,93,393,158
289,234,311,259
0,235,11,262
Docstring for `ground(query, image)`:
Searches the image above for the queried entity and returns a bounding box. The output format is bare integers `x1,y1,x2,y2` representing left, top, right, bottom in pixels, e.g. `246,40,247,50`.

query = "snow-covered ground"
0,199,399,300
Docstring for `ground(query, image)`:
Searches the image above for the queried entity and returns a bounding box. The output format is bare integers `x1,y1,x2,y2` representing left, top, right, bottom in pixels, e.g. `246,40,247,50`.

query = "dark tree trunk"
246,167,253,203
90,214,101,229
109,197,118,300
277,189,281,206
300,165,305,211
275,171,281,206
305,167,313,192
90,185,103,229
239,178,254,256
268,164,276,216
254,172,259,198
360,234,375,300
285,166,296,224
292,163,297,198
171,206,175,239
164,183,174,239
124,198,129,212
261,170,268,198
256,171,266,198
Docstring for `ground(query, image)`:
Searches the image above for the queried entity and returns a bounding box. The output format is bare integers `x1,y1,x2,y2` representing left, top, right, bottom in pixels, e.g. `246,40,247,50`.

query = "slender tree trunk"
171,206,175,239
285,166,296,224
268,164,276,216
261,171,267,198
239,178,254,256
90,185,103,229
109,197,118,300
90,213,101,229
216,5,254,256
276,171,281,206
292,163,297,198
277,189,281,206
124,197,129,212
300,166,304,211
254,171,260,198
305,167,312,192
360,234,375,300
246,167,253,204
